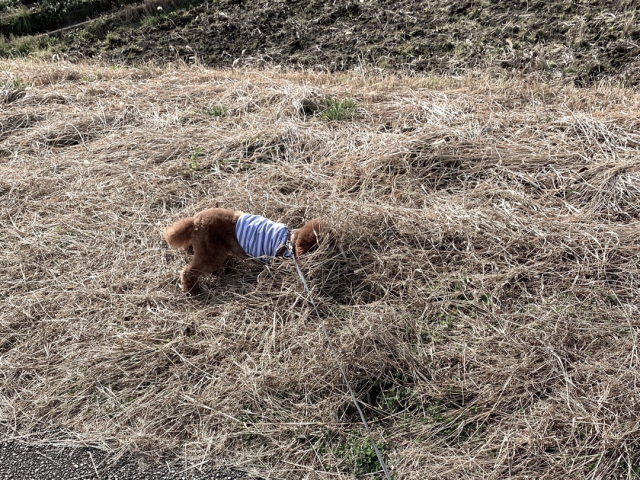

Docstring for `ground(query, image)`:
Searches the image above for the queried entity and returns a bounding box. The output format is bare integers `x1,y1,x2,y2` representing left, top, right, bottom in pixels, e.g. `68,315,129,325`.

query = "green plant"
189,146,203,170
0,33,53,58
323,97,357,121
2,77,26,89
141,13,163,27
0,0,21,8
105,32,122,46
10,8,33,35
335,434,386,477
205,105,227,117
378,386,412,413
0,76,28,103
422,400,445,423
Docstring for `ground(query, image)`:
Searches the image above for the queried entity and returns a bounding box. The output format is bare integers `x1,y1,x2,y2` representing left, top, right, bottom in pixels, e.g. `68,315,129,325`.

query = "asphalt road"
0,439,254,480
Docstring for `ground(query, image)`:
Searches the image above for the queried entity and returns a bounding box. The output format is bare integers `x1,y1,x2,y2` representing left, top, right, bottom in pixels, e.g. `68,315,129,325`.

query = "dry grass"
1,58,640,479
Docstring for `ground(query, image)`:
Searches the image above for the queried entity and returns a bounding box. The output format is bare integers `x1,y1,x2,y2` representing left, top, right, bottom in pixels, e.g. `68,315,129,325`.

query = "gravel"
0,438,256,480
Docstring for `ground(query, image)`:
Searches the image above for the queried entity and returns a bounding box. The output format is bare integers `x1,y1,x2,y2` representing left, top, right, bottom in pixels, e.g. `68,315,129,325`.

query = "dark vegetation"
0,0,130,36
1,0,639,86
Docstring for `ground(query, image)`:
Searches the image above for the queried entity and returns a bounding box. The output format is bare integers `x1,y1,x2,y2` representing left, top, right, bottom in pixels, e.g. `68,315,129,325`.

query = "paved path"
0,439,254,480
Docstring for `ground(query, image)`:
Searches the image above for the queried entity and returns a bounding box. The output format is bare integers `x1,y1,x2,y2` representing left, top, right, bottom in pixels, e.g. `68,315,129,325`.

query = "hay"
1,58,640,479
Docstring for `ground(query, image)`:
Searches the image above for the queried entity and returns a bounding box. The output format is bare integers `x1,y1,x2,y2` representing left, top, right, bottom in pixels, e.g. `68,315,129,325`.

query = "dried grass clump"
1,58,640,479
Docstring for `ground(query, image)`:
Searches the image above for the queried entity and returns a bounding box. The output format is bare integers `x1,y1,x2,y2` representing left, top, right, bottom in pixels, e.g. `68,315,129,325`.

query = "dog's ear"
294,219,329,256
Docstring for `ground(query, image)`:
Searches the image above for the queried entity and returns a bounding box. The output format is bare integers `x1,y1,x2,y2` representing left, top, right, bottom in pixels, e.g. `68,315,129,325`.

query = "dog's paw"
180,269,200,295
181,283,201,295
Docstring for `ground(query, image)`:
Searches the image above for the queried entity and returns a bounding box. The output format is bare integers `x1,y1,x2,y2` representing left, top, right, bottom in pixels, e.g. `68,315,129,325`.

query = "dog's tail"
164,217,195,250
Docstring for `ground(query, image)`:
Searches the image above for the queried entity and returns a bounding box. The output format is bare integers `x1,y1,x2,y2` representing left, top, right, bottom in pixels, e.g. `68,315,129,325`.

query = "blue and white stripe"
235,213,291,263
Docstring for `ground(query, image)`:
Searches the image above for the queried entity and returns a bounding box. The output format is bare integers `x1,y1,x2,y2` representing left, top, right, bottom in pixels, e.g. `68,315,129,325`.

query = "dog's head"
293,219,330,256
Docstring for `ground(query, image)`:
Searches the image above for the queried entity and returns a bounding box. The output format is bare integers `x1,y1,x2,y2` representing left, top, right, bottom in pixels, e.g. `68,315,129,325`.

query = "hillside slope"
1,0,639,85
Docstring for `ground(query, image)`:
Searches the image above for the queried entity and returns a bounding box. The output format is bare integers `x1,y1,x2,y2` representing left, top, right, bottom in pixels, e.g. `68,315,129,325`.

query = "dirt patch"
43,0,640,86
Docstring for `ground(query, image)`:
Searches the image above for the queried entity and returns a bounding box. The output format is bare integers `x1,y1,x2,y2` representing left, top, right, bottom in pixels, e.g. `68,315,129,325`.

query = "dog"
164,208,327,294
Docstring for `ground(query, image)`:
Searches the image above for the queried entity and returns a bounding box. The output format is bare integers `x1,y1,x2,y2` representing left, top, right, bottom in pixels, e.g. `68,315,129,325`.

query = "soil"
4,0,640,86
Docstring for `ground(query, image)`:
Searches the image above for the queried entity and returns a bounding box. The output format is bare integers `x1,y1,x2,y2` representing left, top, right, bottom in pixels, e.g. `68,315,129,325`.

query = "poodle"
164,207,327,294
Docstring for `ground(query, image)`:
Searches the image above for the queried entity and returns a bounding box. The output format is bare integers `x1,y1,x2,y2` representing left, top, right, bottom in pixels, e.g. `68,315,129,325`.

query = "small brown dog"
164,207,326,294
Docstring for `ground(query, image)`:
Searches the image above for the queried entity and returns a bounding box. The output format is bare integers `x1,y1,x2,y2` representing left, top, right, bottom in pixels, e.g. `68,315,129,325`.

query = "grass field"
2,58,640,479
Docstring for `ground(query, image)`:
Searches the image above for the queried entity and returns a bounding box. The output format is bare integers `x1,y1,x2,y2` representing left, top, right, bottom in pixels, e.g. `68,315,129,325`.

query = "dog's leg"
180,253,227,295
180,264,204,295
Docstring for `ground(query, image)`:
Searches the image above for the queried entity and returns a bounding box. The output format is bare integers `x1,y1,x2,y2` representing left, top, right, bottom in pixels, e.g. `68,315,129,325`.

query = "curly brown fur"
164,208,329,294
293,219,329,256
163,218,194,250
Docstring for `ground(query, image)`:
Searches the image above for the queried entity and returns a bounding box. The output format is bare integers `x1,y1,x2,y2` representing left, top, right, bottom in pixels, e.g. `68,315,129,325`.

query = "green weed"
189,146,203,170
141,11,166,27
205,105,227,117
422,400,446,423
0,76,29,103
141,15,158,27
1,77,27,89
377,386,414,414
335,433,387,477
105,32,122,47
323,97,358,121
9,8,33,35
0,0,21,8
0,33,58,58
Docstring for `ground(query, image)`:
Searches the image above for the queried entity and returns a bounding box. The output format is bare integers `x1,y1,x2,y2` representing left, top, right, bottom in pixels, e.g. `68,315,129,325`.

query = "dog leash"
286,236,392,480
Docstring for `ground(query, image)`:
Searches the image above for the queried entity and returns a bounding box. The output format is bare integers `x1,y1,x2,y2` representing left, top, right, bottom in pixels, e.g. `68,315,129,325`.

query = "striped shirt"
235,213,291,263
